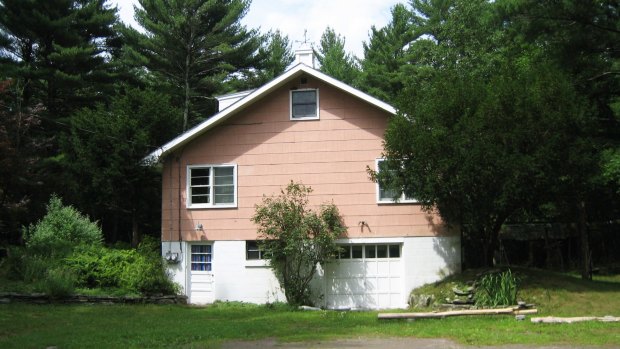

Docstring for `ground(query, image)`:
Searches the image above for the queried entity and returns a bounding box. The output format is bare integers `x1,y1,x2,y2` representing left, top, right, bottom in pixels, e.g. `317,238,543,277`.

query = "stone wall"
0,292,187,305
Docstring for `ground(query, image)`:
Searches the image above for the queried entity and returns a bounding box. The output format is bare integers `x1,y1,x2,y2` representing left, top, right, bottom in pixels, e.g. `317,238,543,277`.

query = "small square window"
365,245,376,258
290,89,319,120
338,245,351,259
389,244,400,258
246,241,265,260
352,245,363,259
376,245,388,258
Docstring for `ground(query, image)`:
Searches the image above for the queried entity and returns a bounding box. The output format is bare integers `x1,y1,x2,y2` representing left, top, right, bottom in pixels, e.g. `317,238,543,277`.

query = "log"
378,307,537,319
531,316,620,324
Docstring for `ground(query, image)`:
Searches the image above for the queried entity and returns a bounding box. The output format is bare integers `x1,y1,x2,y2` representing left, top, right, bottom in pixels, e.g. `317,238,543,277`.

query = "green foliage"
24,195,103,257
359,3,413,103
62,86,179,245
0,0,120,117
314,27,360,85
475,269,518,307
127,0,263,130
40,267,77,299
251,30,294,85
375,0,595,266
65,242,178,296
252,181,346,306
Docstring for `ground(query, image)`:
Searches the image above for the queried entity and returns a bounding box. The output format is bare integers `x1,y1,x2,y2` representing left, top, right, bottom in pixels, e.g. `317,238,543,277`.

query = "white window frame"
290,88,319,120
245,240,265,260
187,164,237,209
336,243,401,260
375,158,417,204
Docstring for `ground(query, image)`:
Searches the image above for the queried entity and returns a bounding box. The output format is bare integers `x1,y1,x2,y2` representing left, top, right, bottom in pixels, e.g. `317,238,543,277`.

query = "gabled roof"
145,63,397,163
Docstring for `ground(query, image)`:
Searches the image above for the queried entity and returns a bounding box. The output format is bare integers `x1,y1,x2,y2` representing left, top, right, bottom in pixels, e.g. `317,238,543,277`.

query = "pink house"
147,48,461,309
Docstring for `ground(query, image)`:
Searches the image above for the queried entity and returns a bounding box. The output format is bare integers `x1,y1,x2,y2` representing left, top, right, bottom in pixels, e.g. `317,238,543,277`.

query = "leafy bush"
475,269,518,307
41,267,77,298
252,182,346,306
24,195,103,257
66,243,178,296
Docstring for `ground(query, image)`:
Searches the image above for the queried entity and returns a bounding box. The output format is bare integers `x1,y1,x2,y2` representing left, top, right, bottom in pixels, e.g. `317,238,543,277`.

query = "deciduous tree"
251,182,346,306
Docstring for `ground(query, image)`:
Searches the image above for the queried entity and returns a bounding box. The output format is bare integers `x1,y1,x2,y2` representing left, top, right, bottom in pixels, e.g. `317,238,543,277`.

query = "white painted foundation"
162,236,461,308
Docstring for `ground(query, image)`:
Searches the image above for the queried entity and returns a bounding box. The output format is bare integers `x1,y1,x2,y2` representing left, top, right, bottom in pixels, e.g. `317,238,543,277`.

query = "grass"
0,268,619,348
411,267,620,316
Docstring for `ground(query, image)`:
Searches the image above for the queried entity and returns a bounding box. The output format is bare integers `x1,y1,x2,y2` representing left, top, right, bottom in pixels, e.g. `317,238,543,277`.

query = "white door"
325,244,402,309
189,244,214,304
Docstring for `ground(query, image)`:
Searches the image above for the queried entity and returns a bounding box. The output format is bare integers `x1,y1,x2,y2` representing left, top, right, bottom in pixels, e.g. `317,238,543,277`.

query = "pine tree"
0,0,120,118
314,27,360,86
359,3,414,103
258,30,294,82
126,0,263,131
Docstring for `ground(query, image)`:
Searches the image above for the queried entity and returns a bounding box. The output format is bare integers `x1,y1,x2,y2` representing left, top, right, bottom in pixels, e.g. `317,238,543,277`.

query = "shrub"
66,243,178,296
475,269,518,307
24,195,102,257
252,182,346,306
41,267,77,298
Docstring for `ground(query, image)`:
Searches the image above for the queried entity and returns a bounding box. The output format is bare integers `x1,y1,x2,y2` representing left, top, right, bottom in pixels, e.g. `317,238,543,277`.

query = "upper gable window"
376,159,417,204
187,164,237,208
290,89,319,120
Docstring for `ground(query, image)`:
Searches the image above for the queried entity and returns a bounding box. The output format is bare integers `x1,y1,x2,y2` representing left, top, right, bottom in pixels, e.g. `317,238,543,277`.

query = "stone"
410,294,434,308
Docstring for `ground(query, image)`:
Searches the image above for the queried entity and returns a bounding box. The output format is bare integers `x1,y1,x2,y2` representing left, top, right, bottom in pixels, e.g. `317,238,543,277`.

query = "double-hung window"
376,159,416,203
187,164,237,208
290,89,319,120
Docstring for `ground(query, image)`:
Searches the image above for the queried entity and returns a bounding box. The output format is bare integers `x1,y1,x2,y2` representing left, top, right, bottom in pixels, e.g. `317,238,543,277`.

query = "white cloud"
112,0,403,58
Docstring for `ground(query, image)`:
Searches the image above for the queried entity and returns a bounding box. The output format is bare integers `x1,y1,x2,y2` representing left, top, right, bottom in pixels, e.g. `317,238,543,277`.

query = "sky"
112,0,404,58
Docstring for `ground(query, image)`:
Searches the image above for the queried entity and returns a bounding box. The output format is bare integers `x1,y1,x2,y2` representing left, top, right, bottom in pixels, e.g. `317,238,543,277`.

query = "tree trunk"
131,212,140,248
578,201,591,280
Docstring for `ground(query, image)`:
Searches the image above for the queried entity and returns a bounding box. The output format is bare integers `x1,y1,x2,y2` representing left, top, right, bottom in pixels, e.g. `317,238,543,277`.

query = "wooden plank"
378,307,537,319
531,316,620,323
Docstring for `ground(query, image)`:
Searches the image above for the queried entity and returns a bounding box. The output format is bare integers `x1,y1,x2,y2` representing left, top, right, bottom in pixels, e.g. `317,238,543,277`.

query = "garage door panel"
376,277,391,292
390,277,401,290
377,293,391,308
377,261,391,274
329,277,364,294
364,261,377,275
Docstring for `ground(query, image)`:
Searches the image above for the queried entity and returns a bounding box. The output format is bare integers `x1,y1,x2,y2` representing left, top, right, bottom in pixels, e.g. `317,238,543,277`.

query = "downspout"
176,147,187,293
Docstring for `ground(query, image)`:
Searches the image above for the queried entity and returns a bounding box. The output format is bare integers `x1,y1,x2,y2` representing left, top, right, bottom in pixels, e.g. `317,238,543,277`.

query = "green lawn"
1,268,619,348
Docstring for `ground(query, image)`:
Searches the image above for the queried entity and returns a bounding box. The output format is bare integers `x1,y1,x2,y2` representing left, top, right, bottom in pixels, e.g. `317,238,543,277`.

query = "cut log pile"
378,303,537,320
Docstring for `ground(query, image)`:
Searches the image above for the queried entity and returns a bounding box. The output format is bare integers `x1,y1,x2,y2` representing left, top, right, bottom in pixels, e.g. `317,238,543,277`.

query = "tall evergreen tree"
502,0,620,279
0,0,121,241
359,3,414,103
314,27,359,86
62,86,180,245
0,0,120,118
257,30,294,82
126,0,263,131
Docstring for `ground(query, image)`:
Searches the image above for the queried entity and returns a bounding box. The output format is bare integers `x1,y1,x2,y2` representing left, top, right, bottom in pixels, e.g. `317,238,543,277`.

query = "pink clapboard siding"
161,76,454,242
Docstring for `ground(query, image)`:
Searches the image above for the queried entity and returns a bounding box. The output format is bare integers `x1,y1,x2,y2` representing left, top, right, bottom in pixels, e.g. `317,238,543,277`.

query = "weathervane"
295,29,311,47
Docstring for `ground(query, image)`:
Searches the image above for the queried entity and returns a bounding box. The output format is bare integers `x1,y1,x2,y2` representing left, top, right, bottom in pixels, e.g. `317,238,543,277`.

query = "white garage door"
325,244,402,309
189,244,214,304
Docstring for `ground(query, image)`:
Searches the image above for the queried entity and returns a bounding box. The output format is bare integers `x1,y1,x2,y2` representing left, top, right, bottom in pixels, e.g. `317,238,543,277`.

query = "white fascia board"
145,63,396,162
300,66,397,115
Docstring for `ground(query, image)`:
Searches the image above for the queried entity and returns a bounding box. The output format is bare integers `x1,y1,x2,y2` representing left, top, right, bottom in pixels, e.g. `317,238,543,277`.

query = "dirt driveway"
221,337,611,349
